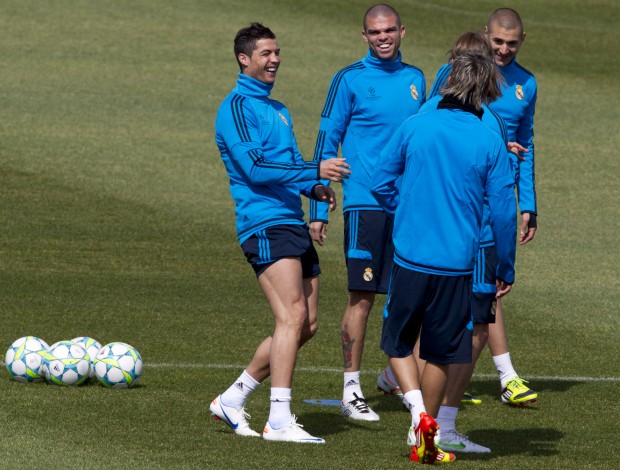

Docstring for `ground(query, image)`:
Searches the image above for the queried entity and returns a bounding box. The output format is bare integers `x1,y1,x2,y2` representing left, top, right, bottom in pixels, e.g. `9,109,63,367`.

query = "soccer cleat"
410,446,457,464
262,415,325,444
341,392,380,421
501,377,538,406
461,392,482,405
437,429,491,453
210,395,260,437
407,412,445,464
376,368,404,398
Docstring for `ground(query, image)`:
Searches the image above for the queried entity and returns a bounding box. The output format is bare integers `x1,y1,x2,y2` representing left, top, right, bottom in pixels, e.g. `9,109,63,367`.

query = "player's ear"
521,32,526,43
400,25,406,38
362,29,369,43
238,53,250,68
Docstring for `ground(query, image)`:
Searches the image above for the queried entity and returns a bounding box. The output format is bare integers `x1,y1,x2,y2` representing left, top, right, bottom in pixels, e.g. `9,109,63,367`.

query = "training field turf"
0,0,618,468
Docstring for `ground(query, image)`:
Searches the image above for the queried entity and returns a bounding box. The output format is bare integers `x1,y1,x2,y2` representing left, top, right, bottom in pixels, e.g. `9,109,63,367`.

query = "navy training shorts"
471,244,498,324
344,210,394,294
241,224,320,279
380,263,473,365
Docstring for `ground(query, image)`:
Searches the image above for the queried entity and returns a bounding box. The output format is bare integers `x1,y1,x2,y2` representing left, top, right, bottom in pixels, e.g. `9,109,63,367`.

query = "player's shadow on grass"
458,427,564,460
299,410,389,437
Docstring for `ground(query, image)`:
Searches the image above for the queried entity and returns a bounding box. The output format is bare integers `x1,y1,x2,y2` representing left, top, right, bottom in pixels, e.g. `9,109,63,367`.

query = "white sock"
436,406,458,433
403,390,426,429
268,387,292,429
220,369,260,408
343,371,363,401
493,352,518,388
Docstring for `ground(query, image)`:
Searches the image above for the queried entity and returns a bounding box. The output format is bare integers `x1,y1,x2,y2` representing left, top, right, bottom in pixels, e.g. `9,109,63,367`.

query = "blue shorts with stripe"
472,244,498,324
344,210,394,293
380,263,473,365
241,224,320,278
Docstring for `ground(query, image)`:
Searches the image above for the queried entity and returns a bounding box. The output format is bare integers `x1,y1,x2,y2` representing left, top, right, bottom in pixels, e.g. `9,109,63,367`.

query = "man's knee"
348,290,376,315
472,323,489,352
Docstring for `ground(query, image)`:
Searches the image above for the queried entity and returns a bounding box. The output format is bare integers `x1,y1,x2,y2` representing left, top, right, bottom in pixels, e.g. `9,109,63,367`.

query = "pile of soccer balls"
5,336,143,388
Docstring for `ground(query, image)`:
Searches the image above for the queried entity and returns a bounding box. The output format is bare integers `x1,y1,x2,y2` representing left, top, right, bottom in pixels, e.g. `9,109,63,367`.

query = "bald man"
309,3,426,422
483,8,539,410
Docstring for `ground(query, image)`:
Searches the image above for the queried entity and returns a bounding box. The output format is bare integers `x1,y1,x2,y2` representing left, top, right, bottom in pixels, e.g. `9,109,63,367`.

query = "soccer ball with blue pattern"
5,336,49,383
43,341,91,386
71,336,102,382
94,342,143,388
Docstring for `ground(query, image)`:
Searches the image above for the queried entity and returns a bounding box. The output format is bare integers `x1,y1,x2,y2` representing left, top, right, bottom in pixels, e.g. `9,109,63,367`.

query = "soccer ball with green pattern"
71,336,102,382
94,342,142,388
5,336,49,383
43,340,91,386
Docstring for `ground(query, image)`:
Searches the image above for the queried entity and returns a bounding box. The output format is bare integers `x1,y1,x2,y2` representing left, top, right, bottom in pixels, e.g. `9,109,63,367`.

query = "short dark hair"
487,8,523,35
234,23,276,70
363,3,401,30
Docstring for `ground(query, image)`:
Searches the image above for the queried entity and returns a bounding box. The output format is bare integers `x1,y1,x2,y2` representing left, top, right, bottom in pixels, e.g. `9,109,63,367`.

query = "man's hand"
507,141,528,162
313,185,337,212
319,158,351,182
496,279,512,298
309,185,336,246
310,221,328,246
520,212,537,245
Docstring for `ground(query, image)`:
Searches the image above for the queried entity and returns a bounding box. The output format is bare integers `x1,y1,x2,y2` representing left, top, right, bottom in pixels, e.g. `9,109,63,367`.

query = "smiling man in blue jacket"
309,4,426,421
210,22,350,444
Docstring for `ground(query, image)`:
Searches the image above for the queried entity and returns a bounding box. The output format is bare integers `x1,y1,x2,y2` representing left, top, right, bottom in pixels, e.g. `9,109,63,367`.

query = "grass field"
0,0,618,468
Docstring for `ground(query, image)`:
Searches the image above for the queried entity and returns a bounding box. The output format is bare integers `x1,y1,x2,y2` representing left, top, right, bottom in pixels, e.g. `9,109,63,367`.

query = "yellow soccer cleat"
501,377,538,406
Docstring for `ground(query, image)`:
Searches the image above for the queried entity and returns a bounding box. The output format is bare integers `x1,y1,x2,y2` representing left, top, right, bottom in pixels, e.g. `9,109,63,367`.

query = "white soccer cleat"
437,429,491,453
210,395,260,437
262,415,325,444
376,368,404,398
341,393,380,421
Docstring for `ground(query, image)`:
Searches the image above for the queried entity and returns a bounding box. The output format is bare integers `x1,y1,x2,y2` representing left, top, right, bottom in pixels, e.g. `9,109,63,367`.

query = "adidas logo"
344,380,358,387
243,215,249,222
235,382,244,391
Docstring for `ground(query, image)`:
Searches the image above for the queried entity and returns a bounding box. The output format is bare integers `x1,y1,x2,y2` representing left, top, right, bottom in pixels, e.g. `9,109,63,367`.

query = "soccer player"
310,3,426,421
423,31,525,454
429,8,539,408
210,22,350,444
371,52,517,464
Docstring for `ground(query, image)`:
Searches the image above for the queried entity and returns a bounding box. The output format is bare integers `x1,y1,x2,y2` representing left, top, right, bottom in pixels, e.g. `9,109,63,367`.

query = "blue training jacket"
371,98,517,283
309,50,426,223
215,73,320,244
420,95,516,246
429,59,537,214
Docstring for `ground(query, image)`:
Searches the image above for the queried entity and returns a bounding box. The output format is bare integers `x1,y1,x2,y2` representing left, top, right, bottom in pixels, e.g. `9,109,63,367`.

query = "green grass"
0,0,618,468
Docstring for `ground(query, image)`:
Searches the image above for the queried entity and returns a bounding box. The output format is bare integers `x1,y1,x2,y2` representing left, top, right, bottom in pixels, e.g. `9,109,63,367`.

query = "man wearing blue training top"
423,31,526,455
371,52,517,464
429,8,539,408
210,22,350,444
310,4,426,421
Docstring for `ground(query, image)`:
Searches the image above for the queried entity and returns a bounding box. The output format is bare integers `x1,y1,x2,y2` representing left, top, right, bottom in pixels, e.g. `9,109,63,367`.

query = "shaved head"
363,3,401,30
487,8,523,35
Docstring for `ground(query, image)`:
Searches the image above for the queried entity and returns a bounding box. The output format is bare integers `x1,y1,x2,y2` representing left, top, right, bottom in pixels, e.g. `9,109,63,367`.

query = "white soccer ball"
71,336,102,382
94,342,142,388
43,340,91,386
5,336,49,383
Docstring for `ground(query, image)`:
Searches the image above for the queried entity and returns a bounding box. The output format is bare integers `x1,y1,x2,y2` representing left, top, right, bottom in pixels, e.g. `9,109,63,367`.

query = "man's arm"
486,140,518,286
309,69,355,226
515,84,538,244
224,98,349,185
